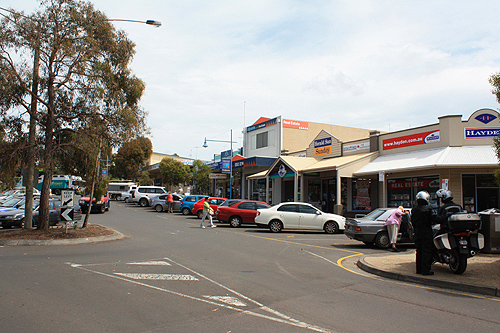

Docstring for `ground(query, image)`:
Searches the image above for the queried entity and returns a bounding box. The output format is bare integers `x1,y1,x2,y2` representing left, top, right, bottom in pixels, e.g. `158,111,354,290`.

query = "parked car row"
0,196,82,229
121,187,347,234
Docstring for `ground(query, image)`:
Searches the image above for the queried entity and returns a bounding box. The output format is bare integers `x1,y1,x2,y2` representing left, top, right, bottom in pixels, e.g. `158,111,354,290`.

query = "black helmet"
416,191,430,204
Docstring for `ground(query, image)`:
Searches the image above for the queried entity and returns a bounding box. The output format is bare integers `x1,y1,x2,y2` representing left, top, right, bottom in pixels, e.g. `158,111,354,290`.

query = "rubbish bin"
479,208,500,253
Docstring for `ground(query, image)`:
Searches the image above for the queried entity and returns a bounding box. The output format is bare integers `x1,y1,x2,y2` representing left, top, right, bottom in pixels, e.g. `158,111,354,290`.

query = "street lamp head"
202,138,208,148
146,20,162,27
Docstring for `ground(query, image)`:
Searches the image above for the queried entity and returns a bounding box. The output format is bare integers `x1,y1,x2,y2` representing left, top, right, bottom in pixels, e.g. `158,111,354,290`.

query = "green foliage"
111,137,152,180
138,171,153,186
159,157,190,187
191,160,211,194
0,0,150,228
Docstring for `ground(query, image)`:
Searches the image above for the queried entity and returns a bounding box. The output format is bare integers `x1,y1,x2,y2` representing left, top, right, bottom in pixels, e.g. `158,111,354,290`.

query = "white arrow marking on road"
127,261,171,266
114,273,198,281
203,296,247,307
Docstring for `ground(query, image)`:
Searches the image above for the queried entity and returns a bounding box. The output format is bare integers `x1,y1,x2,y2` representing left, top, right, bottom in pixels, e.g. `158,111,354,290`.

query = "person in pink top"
384,206,408,252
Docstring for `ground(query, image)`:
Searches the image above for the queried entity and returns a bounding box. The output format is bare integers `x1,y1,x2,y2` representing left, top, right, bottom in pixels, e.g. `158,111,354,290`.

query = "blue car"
180,195,209,215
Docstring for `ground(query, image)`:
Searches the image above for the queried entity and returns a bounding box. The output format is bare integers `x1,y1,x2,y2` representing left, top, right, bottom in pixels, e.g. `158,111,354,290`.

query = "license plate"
459,240,468,246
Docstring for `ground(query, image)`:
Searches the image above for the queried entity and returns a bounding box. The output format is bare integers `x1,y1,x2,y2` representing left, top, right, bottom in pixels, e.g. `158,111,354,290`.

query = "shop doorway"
283,180,294,202
321,179,336,213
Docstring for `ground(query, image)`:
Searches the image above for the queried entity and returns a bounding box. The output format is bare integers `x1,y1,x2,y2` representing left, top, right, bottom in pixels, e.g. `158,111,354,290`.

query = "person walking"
200,197,216,229
412,191,436,275
384,206,407,252
166,192,174,213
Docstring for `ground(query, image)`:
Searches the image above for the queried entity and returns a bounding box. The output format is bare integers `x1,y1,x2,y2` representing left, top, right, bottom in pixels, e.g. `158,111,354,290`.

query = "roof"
354,145,498,176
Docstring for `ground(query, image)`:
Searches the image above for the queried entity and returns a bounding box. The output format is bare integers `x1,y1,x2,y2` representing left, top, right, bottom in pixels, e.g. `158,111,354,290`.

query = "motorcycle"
432,210,484,274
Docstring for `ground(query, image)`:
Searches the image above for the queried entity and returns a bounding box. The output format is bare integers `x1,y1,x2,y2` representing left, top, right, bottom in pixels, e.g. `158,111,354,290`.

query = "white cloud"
7,0,500,161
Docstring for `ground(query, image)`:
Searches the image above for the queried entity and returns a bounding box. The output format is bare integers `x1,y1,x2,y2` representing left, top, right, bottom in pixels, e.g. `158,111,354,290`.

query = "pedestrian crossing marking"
114,273,198,281
127,261,171,266
203,296,247,306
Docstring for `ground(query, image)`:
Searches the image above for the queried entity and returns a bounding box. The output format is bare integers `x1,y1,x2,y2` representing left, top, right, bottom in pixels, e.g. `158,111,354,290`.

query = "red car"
216,200,271,227
79,192,110,214
192,197,227,219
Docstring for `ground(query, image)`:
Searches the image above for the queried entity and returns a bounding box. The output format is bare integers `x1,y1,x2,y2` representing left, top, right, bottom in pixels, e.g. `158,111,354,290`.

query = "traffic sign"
61,190,74,208
61,208,74,221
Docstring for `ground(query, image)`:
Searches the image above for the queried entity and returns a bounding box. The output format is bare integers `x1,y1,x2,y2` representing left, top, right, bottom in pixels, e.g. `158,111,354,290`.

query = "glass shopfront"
308,179,321,209
462,174,500,212
352,178,372,211
387,175,440,209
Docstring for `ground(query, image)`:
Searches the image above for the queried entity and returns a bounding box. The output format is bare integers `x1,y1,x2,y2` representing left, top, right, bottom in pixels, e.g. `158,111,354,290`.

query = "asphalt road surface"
1,201,499,332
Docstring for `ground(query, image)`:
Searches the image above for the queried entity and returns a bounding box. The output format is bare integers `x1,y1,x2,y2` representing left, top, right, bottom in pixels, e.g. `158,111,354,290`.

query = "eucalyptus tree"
0,0,148,229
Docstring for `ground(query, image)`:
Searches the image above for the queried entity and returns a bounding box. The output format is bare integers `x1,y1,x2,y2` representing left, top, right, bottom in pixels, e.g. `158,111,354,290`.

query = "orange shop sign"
283,119,309,130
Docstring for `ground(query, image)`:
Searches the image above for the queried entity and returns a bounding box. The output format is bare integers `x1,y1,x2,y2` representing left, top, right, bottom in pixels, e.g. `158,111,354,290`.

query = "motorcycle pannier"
448,212,481,232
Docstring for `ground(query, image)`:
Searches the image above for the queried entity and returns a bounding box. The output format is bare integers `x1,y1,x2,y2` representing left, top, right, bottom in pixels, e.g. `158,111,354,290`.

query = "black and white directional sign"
61,190,74,208
61,208,74,221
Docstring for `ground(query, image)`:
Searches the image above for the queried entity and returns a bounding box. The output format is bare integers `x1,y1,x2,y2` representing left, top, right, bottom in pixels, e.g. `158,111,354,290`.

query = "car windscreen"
362,209,388,221
1,197,23,207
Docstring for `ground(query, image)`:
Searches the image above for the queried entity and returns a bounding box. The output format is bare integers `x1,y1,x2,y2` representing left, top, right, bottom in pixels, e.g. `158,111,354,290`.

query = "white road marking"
127,261,171,266
67,259,332,333
114,273,198,281
203,296,247,307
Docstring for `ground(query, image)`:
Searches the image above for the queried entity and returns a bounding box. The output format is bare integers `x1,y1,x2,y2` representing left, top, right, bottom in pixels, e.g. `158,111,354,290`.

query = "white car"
132,186,167,207
254,202,345,233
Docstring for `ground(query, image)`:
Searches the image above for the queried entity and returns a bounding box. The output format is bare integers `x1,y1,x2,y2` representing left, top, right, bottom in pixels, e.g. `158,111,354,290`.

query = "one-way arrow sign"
61,208,74,221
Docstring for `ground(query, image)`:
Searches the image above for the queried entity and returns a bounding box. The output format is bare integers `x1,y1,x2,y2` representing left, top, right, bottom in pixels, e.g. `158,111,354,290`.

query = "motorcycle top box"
448,212,481,232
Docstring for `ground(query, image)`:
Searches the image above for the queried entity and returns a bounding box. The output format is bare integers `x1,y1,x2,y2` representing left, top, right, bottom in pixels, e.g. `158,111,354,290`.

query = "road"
1,201,499,332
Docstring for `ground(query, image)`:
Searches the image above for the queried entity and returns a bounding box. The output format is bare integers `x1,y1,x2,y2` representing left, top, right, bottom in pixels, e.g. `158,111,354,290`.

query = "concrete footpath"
358,251,500,297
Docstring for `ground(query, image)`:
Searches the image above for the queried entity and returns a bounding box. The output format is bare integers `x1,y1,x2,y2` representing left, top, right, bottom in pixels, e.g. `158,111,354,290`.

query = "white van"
107,182,137,200
132,186,167,207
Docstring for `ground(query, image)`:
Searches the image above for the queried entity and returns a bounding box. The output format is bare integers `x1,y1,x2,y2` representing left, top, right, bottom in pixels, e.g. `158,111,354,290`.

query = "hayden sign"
383,130,440,150
464,127,500,139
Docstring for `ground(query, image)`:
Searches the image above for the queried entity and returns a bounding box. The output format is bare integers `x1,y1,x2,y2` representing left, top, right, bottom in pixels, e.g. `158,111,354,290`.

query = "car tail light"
256,211,261,216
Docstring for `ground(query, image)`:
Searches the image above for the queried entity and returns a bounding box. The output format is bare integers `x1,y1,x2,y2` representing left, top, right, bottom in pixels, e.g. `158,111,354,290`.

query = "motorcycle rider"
436,190,463,233
412,191,437,275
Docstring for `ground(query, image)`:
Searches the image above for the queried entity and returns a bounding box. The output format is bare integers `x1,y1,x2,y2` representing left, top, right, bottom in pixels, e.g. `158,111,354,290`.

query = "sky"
6,0,500,161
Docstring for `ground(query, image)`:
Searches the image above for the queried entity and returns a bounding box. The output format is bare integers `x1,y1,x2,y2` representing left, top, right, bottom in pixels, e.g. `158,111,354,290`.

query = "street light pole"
108,19,162,27
202,130,237,199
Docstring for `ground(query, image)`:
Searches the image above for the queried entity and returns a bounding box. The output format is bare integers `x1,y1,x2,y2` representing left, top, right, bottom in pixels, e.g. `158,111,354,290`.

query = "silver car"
150,193,184,212
344,208,414,249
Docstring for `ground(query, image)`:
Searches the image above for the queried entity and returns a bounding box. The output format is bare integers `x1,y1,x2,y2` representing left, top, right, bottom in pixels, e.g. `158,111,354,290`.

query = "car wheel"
374,231,390,249
269,220,283,233
324,221,339,234
229,216,242,228
182,207,190,215
124,198,129,203
139,198,149,207
197,210,203,219
100,205,106,214
155,204,163,212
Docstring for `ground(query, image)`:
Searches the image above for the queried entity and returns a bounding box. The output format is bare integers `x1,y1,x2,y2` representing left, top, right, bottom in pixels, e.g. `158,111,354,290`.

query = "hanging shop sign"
314,137,332,156
283,119,309,130
382,130,440,150
464,127,500,139
209,173,228,179
221,150,232,174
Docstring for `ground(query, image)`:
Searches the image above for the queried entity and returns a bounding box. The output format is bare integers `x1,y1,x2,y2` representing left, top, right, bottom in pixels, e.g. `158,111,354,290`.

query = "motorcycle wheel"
449,249,467,274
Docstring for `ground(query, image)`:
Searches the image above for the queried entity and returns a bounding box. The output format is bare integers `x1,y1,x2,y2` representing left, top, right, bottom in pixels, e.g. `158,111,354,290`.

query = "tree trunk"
82,139,102,228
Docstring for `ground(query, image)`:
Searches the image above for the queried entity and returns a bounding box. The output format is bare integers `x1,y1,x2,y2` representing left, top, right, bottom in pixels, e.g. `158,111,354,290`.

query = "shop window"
308,179,321,207
387,176,439,208
352,178,371,211
462,174,476,212
256,132,268,149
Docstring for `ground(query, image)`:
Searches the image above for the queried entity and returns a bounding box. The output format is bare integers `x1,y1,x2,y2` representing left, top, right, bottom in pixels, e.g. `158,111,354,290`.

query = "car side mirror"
316,211,321,215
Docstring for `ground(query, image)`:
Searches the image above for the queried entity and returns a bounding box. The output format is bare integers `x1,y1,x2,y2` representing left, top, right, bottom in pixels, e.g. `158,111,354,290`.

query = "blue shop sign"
314,137,332,148
465,127,500,139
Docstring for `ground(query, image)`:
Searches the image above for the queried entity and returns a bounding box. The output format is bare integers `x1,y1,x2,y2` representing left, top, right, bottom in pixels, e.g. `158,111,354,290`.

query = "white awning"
354,145,498,176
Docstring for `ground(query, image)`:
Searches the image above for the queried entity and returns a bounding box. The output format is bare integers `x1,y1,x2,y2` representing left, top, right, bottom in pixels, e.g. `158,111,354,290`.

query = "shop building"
250,108,500,216
209,116,373,201
355,108,500,213
142,152,195,190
